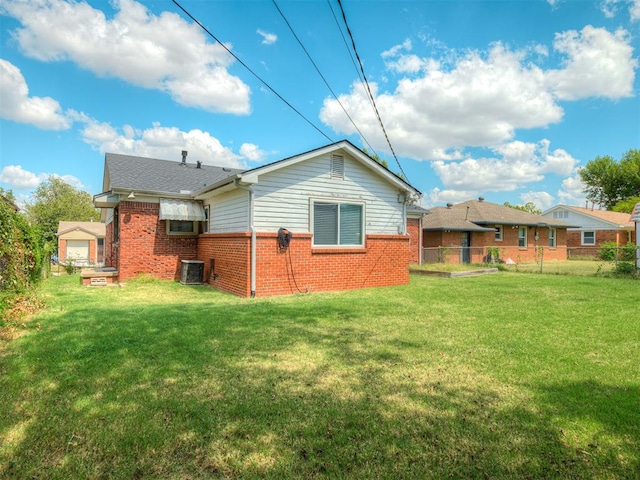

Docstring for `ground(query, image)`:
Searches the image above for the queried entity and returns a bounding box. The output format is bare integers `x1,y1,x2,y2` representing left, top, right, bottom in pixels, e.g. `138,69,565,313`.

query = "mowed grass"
1,273,639,479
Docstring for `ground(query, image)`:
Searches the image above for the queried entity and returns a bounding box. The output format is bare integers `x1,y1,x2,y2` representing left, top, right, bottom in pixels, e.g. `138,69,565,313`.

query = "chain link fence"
420,244,639,276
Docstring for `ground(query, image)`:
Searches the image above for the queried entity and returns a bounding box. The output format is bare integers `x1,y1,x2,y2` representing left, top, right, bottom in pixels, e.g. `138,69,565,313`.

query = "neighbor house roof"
57,221,106,237
424,199,575,231
550,205,634,229
104,153,243,195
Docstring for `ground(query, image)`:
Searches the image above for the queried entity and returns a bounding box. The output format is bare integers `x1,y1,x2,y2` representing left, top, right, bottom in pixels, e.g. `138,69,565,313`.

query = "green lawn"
1,273,639,479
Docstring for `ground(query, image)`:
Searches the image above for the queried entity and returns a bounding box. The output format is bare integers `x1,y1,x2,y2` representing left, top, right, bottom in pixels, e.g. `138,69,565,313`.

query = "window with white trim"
494,226,503,241
518,227,527,248
167,220,198,235
582,231,595,245
548,228,556,248
312,200,364,246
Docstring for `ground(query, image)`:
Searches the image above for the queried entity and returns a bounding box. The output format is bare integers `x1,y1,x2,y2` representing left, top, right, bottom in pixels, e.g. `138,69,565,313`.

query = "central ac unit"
180,260,204,285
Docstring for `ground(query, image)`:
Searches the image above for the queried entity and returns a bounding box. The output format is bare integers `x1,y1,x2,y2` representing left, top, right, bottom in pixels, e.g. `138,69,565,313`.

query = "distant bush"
598,242,637,262
615,261,637,276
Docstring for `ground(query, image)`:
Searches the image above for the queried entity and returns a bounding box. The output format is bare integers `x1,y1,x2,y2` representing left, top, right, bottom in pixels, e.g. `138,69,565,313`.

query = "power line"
171,0,333,143
335,0,408,181
272,0,380,156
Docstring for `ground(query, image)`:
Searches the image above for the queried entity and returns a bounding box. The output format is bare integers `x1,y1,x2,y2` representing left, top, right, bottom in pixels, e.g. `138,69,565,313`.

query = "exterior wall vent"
180,260,204,285
330,154,345,180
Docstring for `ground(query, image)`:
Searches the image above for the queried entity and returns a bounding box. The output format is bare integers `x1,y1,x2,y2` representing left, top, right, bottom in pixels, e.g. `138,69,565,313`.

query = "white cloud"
321,26,636,163
431,140,578,192
2,0,251,114
0,59,71,130
546,26,637,100
557,174,587,206
520,191,555,211
239,143,265,161
427,187,478,207
257,29,277,45
599,0,640,20
78,118,248,168
0,165,83,190
321,43,562,161
630,0,640,20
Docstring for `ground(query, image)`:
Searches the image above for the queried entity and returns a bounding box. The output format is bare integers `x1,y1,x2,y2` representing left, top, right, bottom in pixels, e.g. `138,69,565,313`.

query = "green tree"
24,177,99,247
503,201,542,215
362,148,389,169
612,195,640,214
0,187,17,205
579,149,640,210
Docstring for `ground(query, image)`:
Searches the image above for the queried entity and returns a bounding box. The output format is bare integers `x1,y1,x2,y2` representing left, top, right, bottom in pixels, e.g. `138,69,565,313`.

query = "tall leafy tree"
0,187,17,206
580,150,640,210
24,177,100,248
612,196,640,214
503,201,542,215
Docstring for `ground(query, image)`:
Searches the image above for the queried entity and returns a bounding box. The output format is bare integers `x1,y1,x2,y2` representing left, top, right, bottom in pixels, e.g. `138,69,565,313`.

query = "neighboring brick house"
57,221,106,266
542,205,636,255
423,198,574,264
94,140,422,297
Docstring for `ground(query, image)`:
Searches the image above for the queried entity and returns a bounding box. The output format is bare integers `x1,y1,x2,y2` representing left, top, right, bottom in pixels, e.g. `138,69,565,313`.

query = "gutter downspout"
235,179,256,298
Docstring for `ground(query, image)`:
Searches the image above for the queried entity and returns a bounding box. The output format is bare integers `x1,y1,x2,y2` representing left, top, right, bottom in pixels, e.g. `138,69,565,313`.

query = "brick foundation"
198,232,411,297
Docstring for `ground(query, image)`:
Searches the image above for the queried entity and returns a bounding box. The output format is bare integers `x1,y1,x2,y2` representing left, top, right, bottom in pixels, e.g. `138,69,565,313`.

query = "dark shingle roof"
424,199,574,231
105,153,243,194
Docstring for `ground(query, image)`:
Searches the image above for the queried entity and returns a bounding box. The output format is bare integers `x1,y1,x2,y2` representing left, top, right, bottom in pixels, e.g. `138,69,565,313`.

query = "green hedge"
0,200,46,319
598,241,637,262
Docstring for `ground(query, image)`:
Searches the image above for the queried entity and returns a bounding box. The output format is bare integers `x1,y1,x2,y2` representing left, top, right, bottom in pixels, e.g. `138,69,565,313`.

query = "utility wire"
171,0,333,143
272,0,380,156
325,0,374,111
335,0,408,181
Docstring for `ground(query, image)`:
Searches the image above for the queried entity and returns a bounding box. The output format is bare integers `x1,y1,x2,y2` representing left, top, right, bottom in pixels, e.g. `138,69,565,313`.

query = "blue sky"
1,0,639,211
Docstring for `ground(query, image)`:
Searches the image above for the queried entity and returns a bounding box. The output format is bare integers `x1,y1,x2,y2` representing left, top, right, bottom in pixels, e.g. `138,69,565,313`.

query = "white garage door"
66,240,90,265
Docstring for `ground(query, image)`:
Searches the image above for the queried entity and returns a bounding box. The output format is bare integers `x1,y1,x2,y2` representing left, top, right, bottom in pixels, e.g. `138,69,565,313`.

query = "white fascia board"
193,177,239,200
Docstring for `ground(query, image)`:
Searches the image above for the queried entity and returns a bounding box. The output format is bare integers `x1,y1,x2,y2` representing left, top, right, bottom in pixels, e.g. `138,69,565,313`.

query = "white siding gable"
207,188,249,233
251,152,404,234
543,208,621,231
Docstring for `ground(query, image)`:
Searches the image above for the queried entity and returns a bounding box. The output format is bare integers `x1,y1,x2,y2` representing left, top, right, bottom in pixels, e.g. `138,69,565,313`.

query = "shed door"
66,240,90,265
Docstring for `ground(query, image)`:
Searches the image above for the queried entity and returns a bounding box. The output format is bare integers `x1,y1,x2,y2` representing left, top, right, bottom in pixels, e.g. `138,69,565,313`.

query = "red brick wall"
406,218,421,264
117,201,198,281
198,231,411,297
105,221,117,269
197,233,251,297
566,229,633,247
422,226,568,263
58,239,67,263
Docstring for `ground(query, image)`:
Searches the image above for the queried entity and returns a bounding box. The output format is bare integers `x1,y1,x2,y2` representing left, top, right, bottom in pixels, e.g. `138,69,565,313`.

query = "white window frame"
310,198,365,247
203,206,210,234
494,226,503,242
518,227,527,248
166,220,198,236
548,228,556,248
582,231,595,246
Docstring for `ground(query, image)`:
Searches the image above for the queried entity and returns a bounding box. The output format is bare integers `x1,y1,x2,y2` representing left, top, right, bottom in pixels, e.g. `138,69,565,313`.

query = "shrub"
615,261,637,276
0,200,46,321
598,242,637,262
